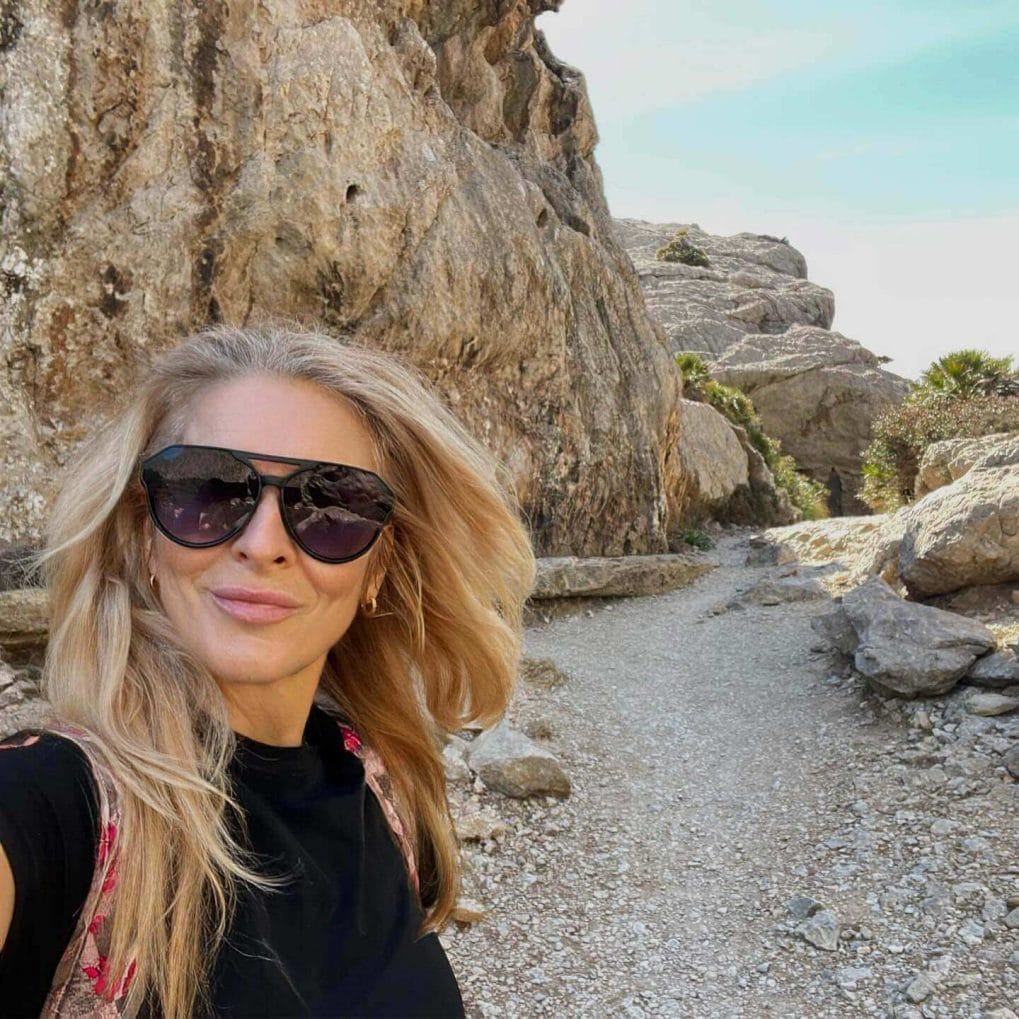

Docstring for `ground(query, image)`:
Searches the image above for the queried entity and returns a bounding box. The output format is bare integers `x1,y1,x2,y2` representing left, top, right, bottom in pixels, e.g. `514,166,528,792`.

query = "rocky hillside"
614,219,910,515
0,0,682,558
613,218,835,353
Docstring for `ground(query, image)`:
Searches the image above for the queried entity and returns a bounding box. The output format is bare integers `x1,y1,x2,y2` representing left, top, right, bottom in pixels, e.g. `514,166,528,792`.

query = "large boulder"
613,219,835,356
838,577,997,697
723,422,800,527
0,1,684,559
674,398,797,526
675,398,749,519
848,507,913,587
899,452,1019,597
914,432,1019,498
710,325,910,514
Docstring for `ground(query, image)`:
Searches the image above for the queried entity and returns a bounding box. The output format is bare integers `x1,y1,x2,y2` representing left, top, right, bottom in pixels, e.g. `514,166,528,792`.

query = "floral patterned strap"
336,720,420,896
0,731,43,750
36,722,138,1017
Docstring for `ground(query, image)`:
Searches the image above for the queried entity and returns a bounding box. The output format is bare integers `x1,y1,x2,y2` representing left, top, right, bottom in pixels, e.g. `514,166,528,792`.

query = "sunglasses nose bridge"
248,473,290,521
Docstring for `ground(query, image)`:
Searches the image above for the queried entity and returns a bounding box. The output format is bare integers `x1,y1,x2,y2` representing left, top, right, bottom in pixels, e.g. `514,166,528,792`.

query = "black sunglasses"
139,444,396,564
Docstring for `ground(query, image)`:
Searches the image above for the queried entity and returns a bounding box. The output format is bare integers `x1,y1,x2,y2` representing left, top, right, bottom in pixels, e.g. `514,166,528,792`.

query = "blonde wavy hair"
24,322,537,1018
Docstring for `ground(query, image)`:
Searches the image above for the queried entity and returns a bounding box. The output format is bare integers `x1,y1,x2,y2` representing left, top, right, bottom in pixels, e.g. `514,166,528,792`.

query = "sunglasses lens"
142,447,255,546
284,465,393,561
142,447,394,562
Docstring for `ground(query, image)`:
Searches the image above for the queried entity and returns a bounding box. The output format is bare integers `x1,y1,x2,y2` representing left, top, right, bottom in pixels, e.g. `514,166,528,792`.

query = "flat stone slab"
0,588,48,654
533,553,717,599
965,691,1019,716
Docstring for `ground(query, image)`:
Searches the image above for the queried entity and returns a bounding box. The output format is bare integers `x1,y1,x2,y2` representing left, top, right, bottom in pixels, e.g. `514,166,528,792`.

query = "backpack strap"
335,719,420,896
38,722,138,1017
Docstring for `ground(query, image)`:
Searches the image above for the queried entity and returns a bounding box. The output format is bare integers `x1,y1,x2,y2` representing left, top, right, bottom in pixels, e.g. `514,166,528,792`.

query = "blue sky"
537,0,1019,379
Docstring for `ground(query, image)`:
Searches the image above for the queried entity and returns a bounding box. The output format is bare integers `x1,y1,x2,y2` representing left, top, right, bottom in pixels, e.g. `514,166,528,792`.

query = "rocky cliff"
615,219,910,514
0,0,684,557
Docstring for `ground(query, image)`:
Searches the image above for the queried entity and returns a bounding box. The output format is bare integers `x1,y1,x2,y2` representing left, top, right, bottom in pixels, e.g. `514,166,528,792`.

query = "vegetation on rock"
860,349,1019,511
656,228,710,267
679,527,715,551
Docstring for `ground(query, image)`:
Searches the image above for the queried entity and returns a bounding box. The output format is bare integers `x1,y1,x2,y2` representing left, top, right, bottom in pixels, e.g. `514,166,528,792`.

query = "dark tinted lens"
143,447,256,546
284,465,393,561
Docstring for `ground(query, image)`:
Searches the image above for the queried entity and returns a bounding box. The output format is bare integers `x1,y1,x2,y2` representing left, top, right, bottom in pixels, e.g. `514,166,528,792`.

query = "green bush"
679,527,715,551
656,229,710,267
675,352,830,520
860,390,1019,512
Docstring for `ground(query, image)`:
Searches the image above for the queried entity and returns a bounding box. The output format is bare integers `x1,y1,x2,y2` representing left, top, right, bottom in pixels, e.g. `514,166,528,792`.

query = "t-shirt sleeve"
0,730,101,1013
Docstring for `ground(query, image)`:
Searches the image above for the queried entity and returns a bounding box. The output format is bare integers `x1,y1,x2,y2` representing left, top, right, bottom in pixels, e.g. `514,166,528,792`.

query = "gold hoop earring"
362,595,377,616
149,572,157,591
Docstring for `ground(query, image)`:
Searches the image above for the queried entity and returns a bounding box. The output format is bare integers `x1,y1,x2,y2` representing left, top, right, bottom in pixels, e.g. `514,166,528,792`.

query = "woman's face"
144,373,389,707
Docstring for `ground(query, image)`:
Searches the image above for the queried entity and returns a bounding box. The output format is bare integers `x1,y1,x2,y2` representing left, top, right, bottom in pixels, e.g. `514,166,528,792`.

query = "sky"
536,0,1019,381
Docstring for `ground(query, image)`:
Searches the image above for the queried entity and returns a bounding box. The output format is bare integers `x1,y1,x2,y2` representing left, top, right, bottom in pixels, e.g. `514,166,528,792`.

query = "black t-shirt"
0,705,465,1018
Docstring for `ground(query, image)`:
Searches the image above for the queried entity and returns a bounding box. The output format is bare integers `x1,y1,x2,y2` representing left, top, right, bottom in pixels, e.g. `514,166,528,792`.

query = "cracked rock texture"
614,220,911,516
711,325,910,514
613,218,835,354
0,0,686,556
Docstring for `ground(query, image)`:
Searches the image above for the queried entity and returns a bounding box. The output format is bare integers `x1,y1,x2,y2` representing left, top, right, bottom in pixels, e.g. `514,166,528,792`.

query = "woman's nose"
235,483,292,550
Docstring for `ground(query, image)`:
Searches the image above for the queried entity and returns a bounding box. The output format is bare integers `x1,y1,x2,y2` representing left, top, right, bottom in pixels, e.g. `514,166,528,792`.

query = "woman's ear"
367,527,394,600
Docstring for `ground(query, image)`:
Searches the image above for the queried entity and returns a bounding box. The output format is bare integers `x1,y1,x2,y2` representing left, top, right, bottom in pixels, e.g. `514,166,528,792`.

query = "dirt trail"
443,527,1019,1018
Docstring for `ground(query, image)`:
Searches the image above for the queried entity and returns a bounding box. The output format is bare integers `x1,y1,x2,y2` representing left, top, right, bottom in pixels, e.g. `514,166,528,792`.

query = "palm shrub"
674,350,711,390
916,349,1017,399
675,351,829,519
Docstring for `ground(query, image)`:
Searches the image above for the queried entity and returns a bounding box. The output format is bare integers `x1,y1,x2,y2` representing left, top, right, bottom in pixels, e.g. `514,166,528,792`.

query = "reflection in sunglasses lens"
285,467,381,560
145,448,388,561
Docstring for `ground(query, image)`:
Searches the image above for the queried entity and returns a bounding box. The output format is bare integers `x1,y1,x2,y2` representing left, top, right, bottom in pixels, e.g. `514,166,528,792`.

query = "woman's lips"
211,593,298,624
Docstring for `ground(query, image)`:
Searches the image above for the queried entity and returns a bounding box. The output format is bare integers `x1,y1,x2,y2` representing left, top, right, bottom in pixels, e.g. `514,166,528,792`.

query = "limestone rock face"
675,398,799,528
613,219,835,356
748,516,885,569
0,661,51,737
710,325,910,513
675,399,748,519
914,432,1019,498
614,219,909,518
0,0,684,557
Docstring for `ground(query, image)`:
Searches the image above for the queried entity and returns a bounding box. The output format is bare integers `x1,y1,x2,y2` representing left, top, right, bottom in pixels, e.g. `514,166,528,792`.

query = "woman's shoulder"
1,724,92,762
0,724,98,767
0,727,101,830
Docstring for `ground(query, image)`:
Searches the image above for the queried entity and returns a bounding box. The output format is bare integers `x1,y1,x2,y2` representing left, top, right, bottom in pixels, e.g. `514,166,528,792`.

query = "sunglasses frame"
138,443,397,564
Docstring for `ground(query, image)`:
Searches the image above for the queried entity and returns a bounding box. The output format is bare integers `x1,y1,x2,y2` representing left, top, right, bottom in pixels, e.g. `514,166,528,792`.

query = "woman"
0,323,537,1018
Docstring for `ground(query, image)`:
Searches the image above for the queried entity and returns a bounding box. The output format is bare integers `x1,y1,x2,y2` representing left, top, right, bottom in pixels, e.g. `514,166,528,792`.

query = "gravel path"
441,527,1019,1018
